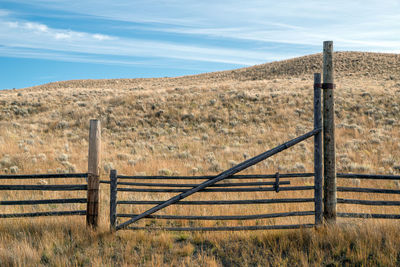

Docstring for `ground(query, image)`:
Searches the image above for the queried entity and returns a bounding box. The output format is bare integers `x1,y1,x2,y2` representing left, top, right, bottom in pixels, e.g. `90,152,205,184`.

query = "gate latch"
274,172,280,193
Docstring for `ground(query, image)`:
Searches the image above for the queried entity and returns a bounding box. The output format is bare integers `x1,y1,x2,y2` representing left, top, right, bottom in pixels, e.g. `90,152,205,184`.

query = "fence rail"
110,173,315,180
106,181,291,187
0,198,87,205
338,199,400,206
0,185,87,191
116,198,315,205
338,187,400,194
116,186,314,193
116,211,315,220
126,224,315,232
337,213,400,219
0,210,87,218
0,173,88,179
337,173,400,180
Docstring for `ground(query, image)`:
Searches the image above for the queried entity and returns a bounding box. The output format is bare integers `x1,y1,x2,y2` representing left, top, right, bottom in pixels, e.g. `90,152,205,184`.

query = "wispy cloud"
7,0,400,51
0,16,293,66
1,0,400,68
0,9,11,17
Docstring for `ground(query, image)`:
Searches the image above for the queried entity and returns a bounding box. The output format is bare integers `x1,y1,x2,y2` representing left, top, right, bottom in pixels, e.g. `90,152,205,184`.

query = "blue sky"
0,1,399,89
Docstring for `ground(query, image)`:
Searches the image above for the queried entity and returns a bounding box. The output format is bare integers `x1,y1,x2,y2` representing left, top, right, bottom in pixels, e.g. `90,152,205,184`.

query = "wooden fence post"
87,119,101,228
322,41,337,223
110,169,117,230
314,73,323,225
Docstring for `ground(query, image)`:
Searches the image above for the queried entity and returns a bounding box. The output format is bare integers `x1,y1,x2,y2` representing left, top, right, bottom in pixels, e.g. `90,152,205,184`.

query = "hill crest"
24,51,400,91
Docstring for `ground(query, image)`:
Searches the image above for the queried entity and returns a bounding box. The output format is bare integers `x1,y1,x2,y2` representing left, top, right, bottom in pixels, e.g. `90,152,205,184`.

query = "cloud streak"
0,15,299,66
1,0,400,68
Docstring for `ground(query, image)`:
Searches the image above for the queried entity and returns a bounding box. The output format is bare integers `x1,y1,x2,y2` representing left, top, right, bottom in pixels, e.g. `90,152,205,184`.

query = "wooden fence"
0,120,101,227
0,173,88,218
336,173,400,219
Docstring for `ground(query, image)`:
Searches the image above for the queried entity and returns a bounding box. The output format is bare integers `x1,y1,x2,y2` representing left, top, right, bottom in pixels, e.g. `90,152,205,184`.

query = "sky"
0,1,399,89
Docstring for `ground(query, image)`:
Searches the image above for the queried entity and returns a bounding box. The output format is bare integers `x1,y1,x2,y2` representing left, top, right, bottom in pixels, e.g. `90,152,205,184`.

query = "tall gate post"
87,119,101,228
314,73,323,225
110,169,117,230
322,41,337,223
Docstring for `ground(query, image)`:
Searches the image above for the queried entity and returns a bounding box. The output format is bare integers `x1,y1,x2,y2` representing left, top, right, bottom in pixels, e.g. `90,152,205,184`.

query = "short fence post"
322,41,337,223
110,169,117,231
314,73,323,225
87,119,101,228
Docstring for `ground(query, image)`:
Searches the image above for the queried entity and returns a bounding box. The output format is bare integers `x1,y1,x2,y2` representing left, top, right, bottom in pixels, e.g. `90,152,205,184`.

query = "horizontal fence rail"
116,186,314,193
338,187,400,194
0,198,87,205
109,181,290,187
337,213,400,219
338,199,400,206
0,173,88,179
117,198,315,205
0,210,86,218
111,173,315,180
337,173,400,180
126,224,315,232
117,211,315,220
0,185,87,191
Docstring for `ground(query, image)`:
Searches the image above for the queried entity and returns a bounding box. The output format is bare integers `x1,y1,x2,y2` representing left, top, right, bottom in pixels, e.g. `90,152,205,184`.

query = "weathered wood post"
322,41,337,223
314,73,323,225
87,119,101,228
110,169,117,230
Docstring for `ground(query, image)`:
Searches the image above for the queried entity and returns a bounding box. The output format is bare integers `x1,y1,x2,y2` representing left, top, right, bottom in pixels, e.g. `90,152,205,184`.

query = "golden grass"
2,219,400,266
1,51,400,265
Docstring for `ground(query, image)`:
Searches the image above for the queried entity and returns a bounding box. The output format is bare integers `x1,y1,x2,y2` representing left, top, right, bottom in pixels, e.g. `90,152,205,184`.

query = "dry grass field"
1,51,400,266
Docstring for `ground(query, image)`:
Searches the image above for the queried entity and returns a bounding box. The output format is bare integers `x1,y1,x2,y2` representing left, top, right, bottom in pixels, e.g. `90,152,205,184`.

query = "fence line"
0,173,88,219
336,173,400,221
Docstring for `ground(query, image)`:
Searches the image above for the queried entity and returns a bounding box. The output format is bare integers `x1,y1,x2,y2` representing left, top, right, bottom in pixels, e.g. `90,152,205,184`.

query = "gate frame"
110,76,324,230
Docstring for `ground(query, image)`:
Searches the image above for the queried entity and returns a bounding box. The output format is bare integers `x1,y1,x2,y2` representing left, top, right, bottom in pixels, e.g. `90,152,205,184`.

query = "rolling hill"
1,51,400,266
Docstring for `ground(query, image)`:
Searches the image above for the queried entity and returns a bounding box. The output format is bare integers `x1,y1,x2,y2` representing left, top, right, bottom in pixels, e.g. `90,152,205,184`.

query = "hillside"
22,51,400,91
1,50,399,189
1,51,400,266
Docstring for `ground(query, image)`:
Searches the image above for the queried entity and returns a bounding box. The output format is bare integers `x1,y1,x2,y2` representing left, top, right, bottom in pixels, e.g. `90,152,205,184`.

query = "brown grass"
1,51,400,265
